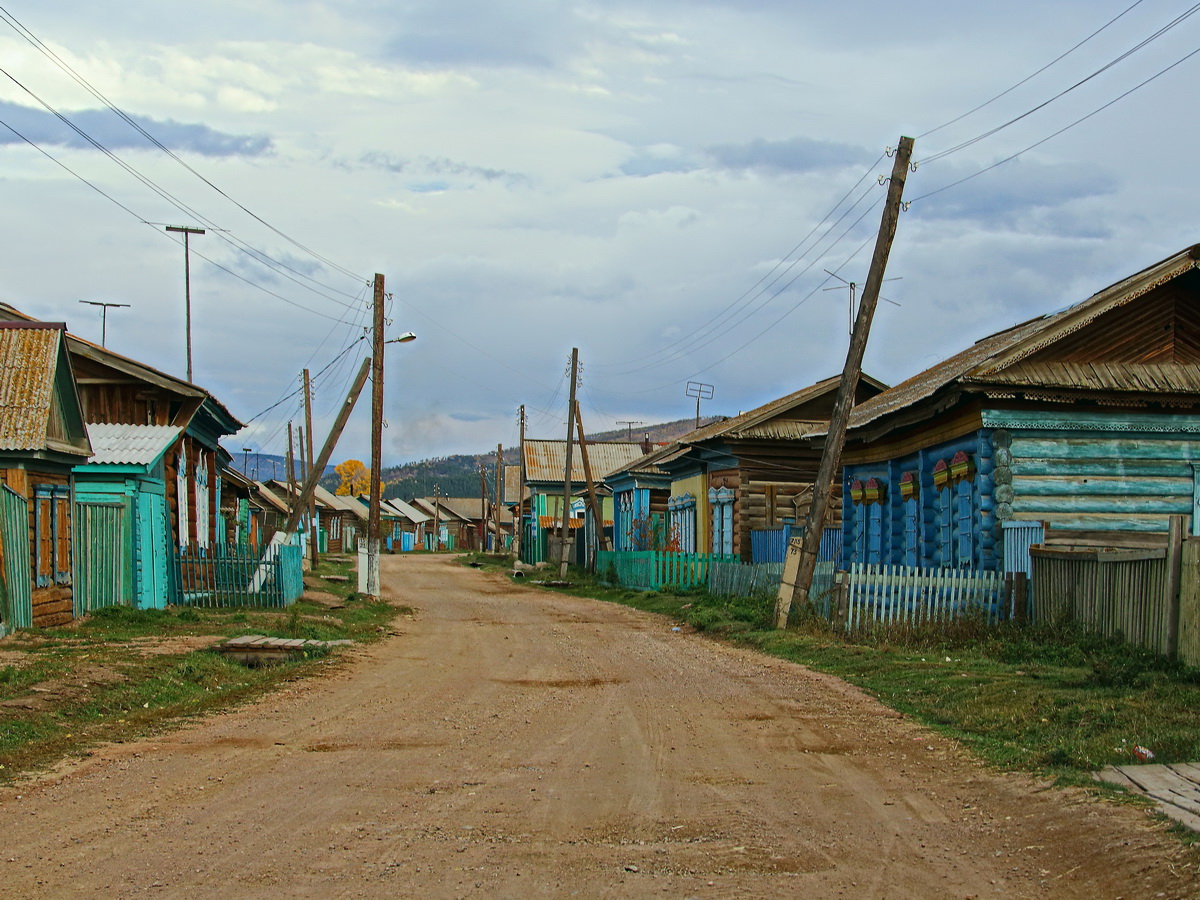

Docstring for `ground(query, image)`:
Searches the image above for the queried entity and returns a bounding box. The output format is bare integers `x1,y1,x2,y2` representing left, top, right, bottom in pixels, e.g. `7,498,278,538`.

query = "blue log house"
837,243,1200,575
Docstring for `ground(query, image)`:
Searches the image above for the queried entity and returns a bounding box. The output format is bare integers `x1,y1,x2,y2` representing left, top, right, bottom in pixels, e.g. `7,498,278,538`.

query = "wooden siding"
986,410,1200,533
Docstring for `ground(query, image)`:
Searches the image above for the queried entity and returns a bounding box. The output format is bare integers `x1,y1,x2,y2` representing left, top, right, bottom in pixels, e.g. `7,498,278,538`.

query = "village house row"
515,243,1200,582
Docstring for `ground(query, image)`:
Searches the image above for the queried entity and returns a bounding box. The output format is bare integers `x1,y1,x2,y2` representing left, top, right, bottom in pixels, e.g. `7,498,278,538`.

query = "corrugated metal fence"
750,526,840,564
0,485,31,633
171,541,304,608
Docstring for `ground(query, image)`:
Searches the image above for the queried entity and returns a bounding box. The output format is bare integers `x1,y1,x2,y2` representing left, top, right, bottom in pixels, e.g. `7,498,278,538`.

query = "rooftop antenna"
616,420,644,442
823,270,902,335
685,381,714,430
78,300,130,347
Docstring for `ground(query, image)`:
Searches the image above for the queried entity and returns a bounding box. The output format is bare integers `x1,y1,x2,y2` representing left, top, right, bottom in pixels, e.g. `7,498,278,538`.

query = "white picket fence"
844,563,1008,629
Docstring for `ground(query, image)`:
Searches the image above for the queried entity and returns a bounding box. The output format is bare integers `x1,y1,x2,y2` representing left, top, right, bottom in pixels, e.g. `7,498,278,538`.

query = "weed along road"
0,554,1192,899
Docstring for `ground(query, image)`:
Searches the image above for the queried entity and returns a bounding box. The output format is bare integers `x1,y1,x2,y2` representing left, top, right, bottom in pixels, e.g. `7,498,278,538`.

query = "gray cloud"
0,101,271,157
707,136,876,174
382,1,589,69
354,151,531,187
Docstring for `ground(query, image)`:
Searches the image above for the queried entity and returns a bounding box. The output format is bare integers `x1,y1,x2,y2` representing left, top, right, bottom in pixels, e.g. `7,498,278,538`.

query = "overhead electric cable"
0,4,366,285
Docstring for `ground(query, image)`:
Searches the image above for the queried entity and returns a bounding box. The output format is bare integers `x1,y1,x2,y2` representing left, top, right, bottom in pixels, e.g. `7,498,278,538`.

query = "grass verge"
0,553,405,783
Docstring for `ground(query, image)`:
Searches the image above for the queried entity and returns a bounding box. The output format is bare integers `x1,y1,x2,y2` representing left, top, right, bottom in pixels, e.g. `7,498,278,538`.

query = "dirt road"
0,554,1193,898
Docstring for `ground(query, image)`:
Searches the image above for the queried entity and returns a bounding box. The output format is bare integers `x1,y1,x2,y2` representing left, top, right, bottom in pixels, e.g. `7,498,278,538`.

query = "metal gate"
73,501,129,614
0,485,31,632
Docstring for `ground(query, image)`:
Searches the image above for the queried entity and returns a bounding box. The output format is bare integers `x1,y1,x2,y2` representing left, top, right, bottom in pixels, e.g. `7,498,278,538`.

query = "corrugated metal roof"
523,440,648,484
383,497,430,524
844,244,1200,435
85,423,181,465
0,325,61,451
438,496,514,523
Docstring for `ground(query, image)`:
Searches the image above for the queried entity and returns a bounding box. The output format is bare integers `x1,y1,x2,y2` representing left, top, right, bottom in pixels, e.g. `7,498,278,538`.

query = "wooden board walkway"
1096,763,1200,831
217,634,354,666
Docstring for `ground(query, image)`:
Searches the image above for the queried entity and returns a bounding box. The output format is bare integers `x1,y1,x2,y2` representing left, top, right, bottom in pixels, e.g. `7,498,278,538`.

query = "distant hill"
226,450,336,482
352,415,724,502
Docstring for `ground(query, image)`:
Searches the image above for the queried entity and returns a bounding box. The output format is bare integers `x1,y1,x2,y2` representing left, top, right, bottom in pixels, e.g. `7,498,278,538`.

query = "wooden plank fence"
596,551,738,591
709,561,783,599
172,540,304,608
0,485,31,633
844,563,1008,629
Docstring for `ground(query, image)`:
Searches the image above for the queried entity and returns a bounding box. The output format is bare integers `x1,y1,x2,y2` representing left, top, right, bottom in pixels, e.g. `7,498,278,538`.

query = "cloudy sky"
1,1,1196,467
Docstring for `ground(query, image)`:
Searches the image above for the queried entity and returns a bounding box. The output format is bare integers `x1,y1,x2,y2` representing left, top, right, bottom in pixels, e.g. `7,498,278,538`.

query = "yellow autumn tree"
335,459,371,496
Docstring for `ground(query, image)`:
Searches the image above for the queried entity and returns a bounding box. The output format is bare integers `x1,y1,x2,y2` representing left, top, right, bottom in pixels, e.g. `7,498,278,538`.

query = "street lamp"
242,447,252,476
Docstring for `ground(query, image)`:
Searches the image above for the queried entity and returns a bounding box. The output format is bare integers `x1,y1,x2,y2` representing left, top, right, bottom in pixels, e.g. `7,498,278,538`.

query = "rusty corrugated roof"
843,243,1200,436
0,325,59,450
522,439,648,485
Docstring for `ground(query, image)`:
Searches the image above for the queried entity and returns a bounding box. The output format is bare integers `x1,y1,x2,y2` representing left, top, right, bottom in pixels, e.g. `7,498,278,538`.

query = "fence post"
835,570,849,628
1012,572,1028,624
1165,514,1186,659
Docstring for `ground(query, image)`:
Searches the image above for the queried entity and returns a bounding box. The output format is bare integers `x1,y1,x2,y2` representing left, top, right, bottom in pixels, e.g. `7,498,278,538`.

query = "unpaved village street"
0,554,1194,899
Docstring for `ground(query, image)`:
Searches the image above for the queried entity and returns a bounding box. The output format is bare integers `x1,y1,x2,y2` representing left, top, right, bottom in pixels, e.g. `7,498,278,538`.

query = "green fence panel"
73,501,130,615
0,485,31,632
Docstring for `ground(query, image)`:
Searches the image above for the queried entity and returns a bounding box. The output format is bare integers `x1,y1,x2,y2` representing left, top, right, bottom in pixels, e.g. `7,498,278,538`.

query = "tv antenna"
823,270,902,335
685,381,715,430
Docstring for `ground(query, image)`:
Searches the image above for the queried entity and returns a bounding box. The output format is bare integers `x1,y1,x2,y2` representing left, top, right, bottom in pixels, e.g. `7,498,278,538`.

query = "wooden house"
381,497,429,551
604,444,676,551
0,304,243,560
411,497,471,550
837,243,1200,574
311,485,359,554
649,374,887,560
520,439,647,564
436,497,514,551
74,423,182,611
0,322,92,630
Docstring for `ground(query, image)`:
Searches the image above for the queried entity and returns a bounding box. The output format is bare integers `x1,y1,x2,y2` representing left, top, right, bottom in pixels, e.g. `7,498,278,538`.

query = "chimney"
641,432,653,454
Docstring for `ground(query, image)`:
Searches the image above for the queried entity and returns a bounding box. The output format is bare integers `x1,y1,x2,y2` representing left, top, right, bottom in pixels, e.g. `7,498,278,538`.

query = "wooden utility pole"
494,443,503,554
286,422,297,519
775,136,915,629
574,404,610,565
367,273,385,598
165,225,205,383
298,425,308,545
432,484,441,551
479,464,489,551
303,369,318,567
279,358,371,537
559,348,579,578
514,405,525,559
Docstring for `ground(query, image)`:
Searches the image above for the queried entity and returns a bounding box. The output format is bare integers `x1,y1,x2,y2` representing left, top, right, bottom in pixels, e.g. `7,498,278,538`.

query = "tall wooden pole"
559,348,579,578
165,225,205,383
367,273,385,598
775,136,915,628
494,443,504,553
514,406,525,559
286,422,297,520
433,484,440,551
303,369,318,567
479,464,489,551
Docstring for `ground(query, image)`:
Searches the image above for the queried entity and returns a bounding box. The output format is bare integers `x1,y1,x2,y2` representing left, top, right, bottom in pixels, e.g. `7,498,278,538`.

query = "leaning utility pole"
303,368,318,568
574,403,611,563
367,273,385,598
165,225,205,383
279,358,371,537
559,348,579,578
775,136,915,629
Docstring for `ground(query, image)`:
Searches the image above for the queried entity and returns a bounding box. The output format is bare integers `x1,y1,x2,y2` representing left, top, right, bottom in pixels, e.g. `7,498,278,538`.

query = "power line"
0,4,366,286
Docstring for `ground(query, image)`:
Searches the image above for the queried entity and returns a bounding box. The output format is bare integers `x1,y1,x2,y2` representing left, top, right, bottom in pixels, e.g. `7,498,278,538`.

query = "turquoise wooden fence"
596,551,738,591
171,540,304,608
73,500,130,615
0,485,31,633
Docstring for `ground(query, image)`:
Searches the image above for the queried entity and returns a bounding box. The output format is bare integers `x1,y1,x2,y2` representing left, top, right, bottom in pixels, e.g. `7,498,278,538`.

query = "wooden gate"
0,485,32,632
73,500,130,614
